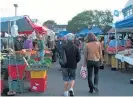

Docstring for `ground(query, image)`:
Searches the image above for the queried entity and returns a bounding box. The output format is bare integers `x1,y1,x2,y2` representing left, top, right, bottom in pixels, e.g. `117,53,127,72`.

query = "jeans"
87,60,100,90
52,48,56,61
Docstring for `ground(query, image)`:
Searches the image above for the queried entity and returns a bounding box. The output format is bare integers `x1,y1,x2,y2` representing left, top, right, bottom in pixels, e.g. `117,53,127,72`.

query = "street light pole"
14,4,18,16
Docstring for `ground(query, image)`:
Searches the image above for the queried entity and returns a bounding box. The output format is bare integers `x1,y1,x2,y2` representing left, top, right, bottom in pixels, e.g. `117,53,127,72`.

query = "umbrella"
78,28,91,37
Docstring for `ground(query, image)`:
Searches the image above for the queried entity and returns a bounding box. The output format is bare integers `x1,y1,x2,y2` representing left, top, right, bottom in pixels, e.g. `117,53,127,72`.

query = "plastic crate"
30,70,47,78
30,76,47,92
25,71,30,81
8,65,26,80
9,80,24,93
3,59,25,65
0,80,4,94
27,65,49,71
111,55,118,69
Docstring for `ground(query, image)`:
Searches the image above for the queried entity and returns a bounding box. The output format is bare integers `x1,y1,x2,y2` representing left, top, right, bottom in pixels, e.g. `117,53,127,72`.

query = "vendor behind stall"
23,35,33,49
37,35,45,60
14,36,24,51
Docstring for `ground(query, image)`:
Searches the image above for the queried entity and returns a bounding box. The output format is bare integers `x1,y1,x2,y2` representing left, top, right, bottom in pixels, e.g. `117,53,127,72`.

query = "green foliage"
28,57,52,67
67,10,113,33
43,20,57,30
28,59,36,65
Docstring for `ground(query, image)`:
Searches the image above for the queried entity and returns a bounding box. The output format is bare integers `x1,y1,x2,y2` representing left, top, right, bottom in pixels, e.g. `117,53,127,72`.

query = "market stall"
114,14,133,70
0,15,52,95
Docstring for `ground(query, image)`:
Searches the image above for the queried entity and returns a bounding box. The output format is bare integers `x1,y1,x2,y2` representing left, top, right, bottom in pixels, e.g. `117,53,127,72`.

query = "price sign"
114,10,120,17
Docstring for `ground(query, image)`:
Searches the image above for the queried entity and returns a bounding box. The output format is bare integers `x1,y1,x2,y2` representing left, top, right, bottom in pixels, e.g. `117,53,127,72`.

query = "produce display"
27,57,52,70
106,46,125,54
118,49,133,56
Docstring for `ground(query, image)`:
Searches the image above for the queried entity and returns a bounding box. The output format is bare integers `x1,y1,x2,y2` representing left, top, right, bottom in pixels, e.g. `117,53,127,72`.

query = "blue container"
9,80,24,93
3,59,25,65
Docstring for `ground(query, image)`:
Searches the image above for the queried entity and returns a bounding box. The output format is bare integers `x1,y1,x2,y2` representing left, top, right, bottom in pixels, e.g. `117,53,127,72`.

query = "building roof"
55,25,67,28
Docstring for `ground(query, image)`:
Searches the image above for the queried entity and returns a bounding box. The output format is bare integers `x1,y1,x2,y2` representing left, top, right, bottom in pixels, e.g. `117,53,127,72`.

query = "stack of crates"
30,70,47,92
111,54,118,70
0,80,4,94
25,71,30,81
7,56,26,93
8,79,24,93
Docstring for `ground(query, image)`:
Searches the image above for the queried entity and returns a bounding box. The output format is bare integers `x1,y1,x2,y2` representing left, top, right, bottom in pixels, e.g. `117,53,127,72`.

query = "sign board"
114,10,120,17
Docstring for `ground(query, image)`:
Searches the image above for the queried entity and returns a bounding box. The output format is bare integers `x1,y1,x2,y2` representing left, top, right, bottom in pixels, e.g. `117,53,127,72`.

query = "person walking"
84,33,103,93
36,35,45,61
74,37,81,52
100,37,104,57
61,33,81,96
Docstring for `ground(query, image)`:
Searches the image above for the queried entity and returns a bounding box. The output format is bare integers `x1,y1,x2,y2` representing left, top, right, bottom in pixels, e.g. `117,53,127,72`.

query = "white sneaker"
64,91,68,96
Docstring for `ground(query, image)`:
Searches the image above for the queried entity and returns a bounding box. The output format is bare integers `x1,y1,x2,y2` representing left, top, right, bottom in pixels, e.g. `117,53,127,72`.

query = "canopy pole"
115,28,118,69
115,28,118,53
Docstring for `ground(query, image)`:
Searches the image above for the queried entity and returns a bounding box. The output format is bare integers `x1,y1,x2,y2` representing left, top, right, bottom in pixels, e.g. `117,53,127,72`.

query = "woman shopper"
84,33,103,93
62,33,81,96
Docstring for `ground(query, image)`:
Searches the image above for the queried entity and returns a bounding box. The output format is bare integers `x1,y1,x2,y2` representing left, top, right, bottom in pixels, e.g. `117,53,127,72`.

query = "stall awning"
57,31,69,37
115,14,133,28
0,15,47,34
34,24,47,34
90,26,103,35
78,28,91,37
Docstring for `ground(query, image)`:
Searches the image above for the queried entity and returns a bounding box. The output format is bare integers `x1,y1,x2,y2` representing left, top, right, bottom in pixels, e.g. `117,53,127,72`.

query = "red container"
0,80,4,94
30,76,47,92
25,71,30,81
8,64,26,80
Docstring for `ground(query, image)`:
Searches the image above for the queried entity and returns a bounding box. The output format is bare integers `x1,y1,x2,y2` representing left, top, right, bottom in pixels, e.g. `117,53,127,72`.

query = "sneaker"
69,90,74,96
64,91,68,96
89,89,93,93
93,87,99,92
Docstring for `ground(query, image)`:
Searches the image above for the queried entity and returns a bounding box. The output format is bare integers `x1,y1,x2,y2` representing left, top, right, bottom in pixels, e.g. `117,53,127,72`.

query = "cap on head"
66,33,75,41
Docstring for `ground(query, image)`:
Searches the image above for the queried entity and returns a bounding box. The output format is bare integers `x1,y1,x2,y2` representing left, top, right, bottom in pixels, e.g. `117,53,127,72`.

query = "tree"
43,20,57,30
67,10,113,33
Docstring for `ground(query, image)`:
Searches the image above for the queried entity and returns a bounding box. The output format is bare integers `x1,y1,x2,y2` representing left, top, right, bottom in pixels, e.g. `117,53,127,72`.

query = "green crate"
3,59,25,65
27,65,49,71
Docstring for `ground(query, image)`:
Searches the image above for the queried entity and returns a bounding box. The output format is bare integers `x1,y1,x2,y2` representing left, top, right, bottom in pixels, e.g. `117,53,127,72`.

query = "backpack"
59,48,67,67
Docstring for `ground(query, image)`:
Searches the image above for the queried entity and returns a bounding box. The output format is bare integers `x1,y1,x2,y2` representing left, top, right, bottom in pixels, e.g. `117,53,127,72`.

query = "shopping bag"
80,65,87,79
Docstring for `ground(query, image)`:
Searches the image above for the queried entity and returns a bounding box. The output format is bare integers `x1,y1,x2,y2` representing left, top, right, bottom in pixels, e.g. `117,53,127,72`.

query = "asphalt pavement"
18,56,133,96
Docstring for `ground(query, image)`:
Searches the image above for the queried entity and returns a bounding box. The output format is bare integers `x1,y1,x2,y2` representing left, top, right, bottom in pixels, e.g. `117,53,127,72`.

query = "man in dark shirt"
62,33,81,96
14,36,24,51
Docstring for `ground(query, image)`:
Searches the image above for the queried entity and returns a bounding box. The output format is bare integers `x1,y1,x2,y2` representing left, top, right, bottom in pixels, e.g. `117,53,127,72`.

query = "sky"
0,0,128,24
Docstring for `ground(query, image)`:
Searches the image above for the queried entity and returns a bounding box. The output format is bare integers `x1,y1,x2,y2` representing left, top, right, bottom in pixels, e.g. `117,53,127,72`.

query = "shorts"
62,68,76,81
